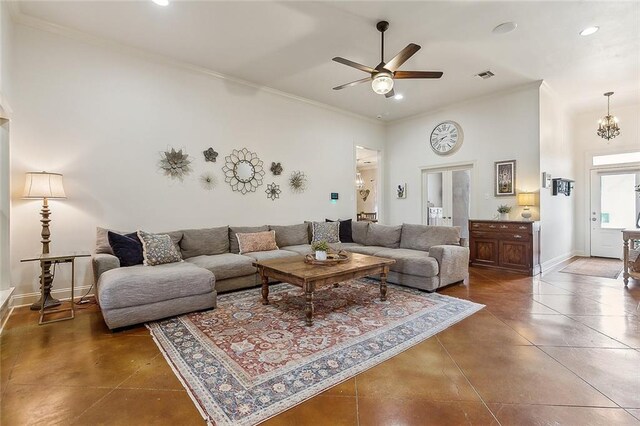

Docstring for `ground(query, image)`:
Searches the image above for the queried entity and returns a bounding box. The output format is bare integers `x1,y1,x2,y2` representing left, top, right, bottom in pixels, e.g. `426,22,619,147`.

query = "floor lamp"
23,171,66,310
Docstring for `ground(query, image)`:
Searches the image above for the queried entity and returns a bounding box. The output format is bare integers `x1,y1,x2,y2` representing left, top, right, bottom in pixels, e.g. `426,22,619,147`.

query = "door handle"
591,218,597,222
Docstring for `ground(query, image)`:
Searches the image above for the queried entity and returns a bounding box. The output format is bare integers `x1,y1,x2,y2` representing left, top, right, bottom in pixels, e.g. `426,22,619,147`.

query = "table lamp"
517,192,535,220
23,171,66,310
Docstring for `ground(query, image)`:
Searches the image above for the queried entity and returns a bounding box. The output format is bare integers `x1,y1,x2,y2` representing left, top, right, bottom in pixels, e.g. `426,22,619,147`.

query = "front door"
590,169,640,258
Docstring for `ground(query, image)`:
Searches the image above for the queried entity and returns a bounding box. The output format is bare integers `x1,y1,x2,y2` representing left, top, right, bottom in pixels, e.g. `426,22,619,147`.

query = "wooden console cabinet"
469,220,541,276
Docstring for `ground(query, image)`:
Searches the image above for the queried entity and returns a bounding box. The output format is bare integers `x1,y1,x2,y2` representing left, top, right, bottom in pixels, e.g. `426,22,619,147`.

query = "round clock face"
430,121,463,155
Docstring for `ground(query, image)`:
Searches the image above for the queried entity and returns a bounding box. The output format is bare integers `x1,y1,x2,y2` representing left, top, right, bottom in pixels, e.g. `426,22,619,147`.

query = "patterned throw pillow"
236,231,279,254
312,221,340,244
137,230,183,266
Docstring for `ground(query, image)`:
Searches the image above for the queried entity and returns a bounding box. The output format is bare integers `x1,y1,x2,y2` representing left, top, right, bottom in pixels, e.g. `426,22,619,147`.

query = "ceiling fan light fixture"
394,93,404,100
371,72,394,95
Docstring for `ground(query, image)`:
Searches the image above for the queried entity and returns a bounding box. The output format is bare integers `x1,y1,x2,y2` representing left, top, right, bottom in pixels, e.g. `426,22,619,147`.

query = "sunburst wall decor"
289,170,308,193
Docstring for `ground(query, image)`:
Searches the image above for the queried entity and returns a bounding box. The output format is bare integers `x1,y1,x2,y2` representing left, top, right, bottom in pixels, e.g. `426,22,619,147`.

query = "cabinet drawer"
499,232,531,241
471,222,531,233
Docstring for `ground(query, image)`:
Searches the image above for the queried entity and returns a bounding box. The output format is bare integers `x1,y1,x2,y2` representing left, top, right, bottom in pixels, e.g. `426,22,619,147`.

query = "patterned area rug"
148,278,484,426
560,257,623,279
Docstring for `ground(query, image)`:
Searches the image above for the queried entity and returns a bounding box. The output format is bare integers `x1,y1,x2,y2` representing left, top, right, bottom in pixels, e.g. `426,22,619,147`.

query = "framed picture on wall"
396,183,407,199
494,160,516,196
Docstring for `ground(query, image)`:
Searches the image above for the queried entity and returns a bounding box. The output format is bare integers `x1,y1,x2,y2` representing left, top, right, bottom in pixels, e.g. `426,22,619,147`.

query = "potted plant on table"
311,240,329,261
497,204,512,221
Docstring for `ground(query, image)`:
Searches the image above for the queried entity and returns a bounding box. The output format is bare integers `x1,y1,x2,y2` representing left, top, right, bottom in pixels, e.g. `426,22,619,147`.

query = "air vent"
476,70,495,79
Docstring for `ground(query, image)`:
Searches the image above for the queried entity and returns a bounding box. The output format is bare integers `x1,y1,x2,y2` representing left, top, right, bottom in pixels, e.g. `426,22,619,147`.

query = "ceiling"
15,1,640,121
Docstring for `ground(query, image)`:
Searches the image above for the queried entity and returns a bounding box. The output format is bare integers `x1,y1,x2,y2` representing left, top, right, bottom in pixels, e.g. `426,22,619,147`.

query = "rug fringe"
146,323,215,425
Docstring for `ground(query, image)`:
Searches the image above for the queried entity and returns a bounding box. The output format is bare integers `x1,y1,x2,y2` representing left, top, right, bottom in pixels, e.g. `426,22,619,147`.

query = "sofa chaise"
93,221,469,329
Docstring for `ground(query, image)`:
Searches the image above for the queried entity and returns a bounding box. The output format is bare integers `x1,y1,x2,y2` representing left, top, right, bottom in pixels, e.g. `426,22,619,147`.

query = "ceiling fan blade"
394,71,443,79
332,57,375,74
384,89,395,99
384,43,421,72
333,77,371,90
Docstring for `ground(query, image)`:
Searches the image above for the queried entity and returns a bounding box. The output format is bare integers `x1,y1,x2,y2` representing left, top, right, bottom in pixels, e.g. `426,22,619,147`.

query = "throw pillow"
351,221,369,244
96,227,128,255
312,221,340,243
137,230,183,266
236,231,279,254
108,231,143,267
325,219,353,243
229,226,269,254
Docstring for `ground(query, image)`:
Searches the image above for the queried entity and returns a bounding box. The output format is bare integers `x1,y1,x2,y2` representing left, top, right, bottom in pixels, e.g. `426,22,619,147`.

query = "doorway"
422,164,473,239
590,168,640,258
355,147,379,222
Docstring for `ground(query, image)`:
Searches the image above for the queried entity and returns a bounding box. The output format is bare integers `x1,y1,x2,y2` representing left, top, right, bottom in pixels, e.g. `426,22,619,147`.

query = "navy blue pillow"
325,219,353,243
108,231,143,267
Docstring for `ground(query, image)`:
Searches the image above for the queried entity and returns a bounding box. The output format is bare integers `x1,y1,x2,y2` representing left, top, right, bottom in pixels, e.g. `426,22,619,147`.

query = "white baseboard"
10,285,95,308
541,250,586,273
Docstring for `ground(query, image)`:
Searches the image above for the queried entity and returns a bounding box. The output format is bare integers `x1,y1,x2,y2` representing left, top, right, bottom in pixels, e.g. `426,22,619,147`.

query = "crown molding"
9,6,382,126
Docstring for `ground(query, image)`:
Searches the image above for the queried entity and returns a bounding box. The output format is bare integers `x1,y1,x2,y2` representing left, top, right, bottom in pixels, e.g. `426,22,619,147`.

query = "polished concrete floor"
1,262,639,425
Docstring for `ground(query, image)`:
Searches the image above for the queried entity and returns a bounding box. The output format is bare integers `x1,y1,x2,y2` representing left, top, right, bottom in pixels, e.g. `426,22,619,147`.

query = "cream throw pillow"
237,231,279,254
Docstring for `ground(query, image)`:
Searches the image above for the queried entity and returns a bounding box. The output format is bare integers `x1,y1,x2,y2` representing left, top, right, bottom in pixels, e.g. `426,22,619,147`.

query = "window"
593,151,640,166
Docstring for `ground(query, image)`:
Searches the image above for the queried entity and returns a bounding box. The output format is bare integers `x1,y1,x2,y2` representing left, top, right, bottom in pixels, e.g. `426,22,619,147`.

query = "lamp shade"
23,172,66,199
517,192,535,206
371,73,394,95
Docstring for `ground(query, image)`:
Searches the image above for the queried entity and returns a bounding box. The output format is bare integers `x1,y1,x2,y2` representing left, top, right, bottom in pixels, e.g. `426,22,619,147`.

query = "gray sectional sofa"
93,222,469,329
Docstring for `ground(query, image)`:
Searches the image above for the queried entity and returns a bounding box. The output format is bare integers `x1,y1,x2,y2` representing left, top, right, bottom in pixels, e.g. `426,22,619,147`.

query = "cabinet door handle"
500,225,508,229
518,226,527,229
473,224,479,228
489,225,496,228
513,234,522,239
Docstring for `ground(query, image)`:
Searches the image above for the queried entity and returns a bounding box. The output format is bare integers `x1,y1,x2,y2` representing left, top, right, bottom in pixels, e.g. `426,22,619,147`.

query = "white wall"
0,2,13,293
385,84,541,225
571,102,640,255
9,24,385,303
538,83,575,267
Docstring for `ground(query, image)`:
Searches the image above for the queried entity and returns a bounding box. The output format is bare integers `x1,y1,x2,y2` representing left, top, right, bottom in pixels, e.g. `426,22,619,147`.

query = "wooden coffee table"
253,252,395,326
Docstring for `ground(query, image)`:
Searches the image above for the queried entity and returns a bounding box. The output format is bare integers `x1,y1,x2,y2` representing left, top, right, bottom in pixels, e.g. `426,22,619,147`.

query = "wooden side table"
622,229,640,286
21,252,91,325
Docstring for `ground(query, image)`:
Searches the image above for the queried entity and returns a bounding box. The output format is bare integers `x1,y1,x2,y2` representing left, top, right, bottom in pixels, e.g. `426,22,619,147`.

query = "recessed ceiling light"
580,26,599,36
394,93,404,100
152,0,169,6
492,22,517,35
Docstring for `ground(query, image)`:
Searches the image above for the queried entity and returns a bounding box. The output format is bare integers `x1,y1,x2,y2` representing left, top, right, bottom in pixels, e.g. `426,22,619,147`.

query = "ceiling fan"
332,21,443,98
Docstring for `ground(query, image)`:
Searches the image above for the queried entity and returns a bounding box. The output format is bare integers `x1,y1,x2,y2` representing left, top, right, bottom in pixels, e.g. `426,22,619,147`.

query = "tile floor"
1,262,639,425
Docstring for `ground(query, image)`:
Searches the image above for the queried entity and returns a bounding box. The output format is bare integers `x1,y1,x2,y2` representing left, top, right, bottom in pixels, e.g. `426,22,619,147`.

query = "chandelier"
355,172,364,189
597,92,620,140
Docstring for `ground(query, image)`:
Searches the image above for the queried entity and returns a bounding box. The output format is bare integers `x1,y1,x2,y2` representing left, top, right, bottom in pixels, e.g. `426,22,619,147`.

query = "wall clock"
429,121,463,155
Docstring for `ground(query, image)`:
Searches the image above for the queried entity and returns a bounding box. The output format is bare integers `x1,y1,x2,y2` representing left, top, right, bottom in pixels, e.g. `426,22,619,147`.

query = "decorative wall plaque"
289,171,307,193
270,162,283,176
222,148,265,194
265,183,281,201
159,148,192,181
203,148,218,162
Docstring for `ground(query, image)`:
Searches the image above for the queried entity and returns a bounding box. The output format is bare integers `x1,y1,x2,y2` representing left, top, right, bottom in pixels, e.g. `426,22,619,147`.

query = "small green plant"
497,204,512,214
311,240,330,252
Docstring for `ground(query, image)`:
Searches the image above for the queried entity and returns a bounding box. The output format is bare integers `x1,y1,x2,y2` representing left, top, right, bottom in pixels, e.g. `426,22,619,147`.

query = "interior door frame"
354,144,383,223
420,161,476,226
584,146,640,257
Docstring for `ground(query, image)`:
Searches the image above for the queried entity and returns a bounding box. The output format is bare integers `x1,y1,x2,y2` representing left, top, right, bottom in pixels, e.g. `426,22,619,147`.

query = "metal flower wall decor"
270,162,283,176
222,148,265,194
265,182,281,201
289,170,308,193
200,172,217,190
203,147,218,162
159,148,192,181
